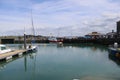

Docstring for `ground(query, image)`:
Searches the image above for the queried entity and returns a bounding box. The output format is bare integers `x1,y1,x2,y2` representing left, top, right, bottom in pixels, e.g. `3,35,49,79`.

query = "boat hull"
27,46,37,53
108,48,118,55
48,37,63,43
108,47,120,58
49,40,63,43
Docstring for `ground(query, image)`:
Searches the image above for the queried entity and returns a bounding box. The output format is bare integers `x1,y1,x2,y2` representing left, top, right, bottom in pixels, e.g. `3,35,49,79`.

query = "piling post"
24,32,27,49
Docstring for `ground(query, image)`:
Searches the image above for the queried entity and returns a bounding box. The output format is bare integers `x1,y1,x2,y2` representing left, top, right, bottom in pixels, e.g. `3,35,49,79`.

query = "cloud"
0,0,120,36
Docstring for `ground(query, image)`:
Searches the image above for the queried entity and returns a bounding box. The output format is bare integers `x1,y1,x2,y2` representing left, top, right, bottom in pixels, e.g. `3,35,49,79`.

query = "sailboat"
25,10,37,52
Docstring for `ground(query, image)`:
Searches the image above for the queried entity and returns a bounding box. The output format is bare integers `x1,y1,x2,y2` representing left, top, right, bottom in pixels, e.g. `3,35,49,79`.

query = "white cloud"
0,0,120,36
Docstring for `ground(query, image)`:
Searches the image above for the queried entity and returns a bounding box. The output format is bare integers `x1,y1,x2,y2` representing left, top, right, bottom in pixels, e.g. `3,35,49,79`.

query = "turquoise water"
0,44,120,80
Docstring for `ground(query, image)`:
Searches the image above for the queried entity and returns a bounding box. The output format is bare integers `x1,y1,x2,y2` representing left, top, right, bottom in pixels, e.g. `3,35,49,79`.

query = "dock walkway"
0,50,27,60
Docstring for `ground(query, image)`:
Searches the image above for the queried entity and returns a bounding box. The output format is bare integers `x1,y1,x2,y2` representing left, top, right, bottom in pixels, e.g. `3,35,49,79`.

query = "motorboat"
48,37,63,43
0,44,12,54
108,42,120,58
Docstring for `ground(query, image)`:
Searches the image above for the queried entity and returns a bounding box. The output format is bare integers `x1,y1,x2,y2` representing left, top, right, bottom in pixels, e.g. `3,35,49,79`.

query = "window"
1,47,6,50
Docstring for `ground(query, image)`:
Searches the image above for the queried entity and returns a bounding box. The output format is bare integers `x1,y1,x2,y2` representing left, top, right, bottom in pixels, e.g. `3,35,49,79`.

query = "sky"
0,0,120,36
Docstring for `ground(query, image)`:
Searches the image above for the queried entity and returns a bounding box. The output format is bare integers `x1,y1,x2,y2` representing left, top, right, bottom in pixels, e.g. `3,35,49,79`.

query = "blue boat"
108,43,120,58
108,47,118,55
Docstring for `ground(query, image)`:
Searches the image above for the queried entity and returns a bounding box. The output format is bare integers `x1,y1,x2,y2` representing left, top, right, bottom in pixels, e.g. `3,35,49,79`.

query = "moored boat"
0,44,12,54
26,45,37,52
48,37,63,43
26,9,37,52
108,42,120,58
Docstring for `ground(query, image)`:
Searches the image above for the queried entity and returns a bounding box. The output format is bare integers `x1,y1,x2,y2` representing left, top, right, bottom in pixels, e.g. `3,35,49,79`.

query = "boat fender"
114,42,118,48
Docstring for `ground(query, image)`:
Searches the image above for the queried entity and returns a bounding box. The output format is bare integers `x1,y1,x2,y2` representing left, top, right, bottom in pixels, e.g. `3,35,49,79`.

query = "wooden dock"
0,50,27,61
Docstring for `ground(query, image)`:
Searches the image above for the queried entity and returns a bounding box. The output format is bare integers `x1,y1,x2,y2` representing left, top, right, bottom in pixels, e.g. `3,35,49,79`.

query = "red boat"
48,37,63,43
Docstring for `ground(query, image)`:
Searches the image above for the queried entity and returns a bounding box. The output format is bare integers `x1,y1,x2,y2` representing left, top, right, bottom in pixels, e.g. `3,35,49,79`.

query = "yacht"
0,44,12,54
24,9,37,52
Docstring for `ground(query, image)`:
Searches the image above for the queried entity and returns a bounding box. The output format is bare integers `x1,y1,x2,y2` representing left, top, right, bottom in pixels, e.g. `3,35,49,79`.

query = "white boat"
25,9,37,52
26,44,37,52
48,37,57,43
0,44,12,54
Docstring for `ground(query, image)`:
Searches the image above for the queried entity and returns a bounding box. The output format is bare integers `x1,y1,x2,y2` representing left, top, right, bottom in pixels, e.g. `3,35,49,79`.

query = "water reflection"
59,43,108,52
0,52,37,71
24,52,37,72
108,53,120,66
24,56,27,72
0,62,6,71
1,44,120,80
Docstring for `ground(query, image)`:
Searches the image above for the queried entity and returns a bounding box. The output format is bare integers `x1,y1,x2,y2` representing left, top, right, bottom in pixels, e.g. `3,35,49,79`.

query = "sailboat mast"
31,9,35,36
30,9,36,44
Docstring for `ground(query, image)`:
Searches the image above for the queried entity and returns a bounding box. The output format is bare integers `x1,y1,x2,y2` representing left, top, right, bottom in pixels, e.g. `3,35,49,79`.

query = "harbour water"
0,43,120,80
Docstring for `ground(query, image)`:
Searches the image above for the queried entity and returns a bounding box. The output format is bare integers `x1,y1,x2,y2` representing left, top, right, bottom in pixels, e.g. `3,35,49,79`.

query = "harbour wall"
0,36,120,45
63,38,119,45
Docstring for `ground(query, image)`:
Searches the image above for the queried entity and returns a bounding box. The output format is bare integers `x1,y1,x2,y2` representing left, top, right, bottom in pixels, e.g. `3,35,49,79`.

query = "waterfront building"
106,30,117,38
85,32,104,39
117,21,120,37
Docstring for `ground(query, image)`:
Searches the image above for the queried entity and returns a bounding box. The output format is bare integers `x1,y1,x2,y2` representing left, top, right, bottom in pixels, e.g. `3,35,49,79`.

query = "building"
117,21,120,37
85,32,104,39
106,30,117,38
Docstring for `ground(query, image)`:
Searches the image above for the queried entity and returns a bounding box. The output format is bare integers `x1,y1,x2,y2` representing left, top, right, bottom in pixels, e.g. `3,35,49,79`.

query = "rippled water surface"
0,44,120,80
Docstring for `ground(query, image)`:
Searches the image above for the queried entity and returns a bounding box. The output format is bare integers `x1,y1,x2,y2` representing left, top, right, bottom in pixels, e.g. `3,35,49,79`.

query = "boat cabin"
0,44,12,54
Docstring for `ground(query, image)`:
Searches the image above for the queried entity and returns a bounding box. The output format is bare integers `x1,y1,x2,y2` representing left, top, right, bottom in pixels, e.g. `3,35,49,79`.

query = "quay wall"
0,36,120,45
63,38,120,45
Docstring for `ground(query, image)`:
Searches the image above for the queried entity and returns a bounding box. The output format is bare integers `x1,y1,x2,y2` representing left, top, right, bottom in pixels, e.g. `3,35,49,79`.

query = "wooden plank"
0,50,27,60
